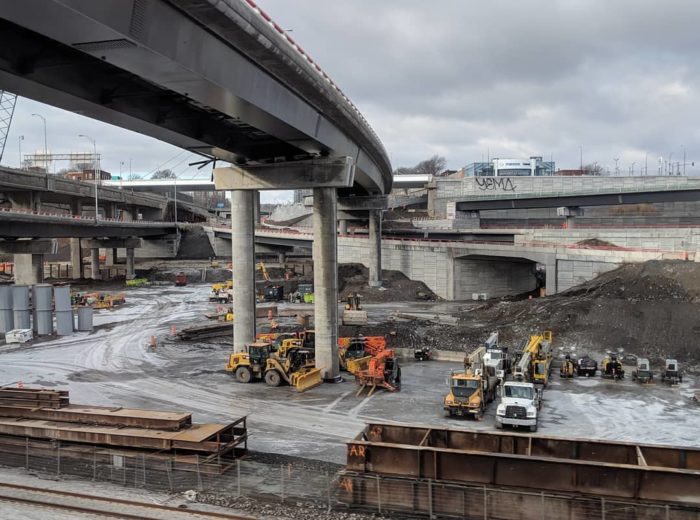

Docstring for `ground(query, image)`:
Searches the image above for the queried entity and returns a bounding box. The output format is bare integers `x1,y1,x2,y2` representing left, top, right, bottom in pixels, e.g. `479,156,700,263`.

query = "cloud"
258,0,700,173
3,0,700,190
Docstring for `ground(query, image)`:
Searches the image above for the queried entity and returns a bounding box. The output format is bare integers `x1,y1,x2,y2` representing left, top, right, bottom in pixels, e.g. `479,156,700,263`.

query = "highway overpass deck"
0,0,392,195
455,182,700,211
0,208,176,238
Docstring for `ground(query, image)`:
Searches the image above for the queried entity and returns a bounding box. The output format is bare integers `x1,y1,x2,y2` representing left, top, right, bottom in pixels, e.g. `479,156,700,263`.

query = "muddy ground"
339,263,437,302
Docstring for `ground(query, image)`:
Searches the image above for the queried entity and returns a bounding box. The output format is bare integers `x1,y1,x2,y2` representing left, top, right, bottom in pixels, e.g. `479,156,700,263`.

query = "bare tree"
582,163,604,176
393,155,447,176
152,169,176,179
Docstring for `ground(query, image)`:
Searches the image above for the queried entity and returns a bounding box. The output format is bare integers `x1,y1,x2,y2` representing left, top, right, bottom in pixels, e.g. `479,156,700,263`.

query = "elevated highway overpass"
0,0,394,380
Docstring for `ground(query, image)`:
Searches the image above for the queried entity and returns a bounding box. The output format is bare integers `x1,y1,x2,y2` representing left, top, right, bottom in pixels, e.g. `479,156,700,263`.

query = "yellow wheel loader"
225,342,275,383
263,343,322,392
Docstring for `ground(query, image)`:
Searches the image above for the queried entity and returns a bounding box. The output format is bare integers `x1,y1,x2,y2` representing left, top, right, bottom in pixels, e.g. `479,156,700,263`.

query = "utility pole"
17,135,23,169
580,145,583,172
683,146,686,176
79,134,99,221
613,158,619,176
644,153,648,176
31,113,48,173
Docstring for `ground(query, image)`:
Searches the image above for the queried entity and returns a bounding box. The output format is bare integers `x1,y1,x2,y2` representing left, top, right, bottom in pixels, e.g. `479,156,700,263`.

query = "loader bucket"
346,355,372,375
342,310,368,326
292,367,323,393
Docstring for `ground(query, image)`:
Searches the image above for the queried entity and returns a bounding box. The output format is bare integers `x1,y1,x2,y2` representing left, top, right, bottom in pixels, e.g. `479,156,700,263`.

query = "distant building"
293,189,312,204
64,169,112,181
464,156,555,177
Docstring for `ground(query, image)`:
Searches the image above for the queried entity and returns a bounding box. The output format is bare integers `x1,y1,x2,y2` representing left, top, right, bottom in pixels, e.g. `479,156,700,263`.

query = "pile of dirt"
576,238,617,248
338,263,437,303
362,260,700,366
562,260,700,302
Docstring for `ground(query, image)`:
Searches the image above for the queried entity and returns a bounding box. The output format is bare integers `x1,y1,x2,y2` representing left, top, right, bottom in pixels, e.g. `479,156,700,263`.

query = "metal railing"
2,441,694,520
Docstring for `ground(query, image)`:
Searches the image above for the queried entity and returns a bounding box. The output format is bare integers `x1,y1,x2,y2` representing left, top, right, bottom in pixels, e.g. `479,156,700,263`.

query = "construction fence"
0,439,697,520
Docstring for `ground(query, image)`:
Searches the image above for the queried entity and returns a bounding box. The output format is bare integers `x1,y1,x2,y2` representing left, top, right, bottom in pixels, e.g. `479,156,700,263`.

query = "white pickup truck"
495,381,541,432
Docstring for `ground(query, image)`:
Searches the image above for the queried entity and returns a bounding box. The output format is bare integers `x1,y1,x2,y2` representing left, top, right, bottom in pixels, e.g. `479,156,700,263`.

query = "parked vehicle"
660,359,683,385
495,381,541,432
577,355,597,377
632,358,654,384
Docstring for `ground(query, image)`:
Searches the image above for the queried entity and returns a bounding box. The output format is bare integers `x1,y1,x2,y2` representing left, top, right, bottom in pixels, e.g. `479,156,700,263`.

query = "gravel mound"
338,263,437,303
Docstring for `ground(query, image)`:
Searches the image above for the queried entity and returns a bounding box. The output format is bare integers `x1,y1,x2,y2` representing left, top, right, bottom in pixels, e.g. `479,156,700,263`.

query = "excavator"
354,349,401,397
443,344,498,419
225,341,322,392
341,293,368,326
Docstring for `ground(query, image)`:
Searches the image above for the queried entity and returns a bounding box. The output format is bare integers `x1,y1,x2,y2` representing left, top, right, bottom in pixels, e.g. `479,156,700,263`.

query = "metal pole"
56,441,60,476
428,479,433,519
25,437,28,470
236,459,241,498
93,447,97,481
376,475,381,514
18,135,23,170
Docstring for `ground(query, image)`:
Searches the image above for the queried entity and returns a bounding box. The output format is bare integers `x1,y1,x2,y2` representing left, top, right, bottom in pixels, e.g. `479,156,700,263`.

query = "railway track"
0,482,252,519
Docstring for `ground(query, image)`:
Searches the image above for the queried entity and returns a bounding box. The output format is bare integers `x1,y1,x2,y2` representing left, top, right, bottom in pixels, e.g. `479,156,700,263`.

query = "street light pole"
31,113,48,173
78,134,98,222
17,135,23,169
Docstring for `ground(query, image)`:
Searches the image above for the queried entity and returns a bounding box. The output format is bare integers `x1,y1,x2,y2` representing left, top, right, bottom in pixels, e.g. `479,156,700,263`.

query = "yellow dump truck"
444,345,498,419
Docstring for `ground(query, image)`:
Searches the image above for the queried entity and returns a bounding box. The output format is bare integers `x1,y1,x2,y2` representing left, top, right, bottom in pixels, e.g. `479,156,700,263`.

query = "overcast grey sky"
4,0,700,193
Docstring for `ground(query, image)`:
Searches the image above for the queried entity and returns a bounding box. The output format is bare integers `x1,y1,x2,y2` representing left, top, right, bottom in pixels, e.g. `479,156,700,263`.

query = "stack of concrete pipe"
54,286,73,336
12,285,30,330
33,284,53,336
1,284,92,339
0,286,13,333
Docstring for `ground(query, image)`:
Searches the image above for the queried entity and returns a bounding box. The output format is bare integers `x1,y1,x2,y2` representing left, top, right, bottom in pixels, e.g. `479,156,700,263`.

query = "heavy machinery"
355,349,400,397
560,355,576,378
414,346,433,361
443,345,498,419
74,292,126,309
175,272,188,286
257,262,270,282
513,331,553,385
211,280,233,292
264,342,322,392
661,359,683,385
601,354,625,379
264,285,284,302
482,332,510,381
225,342,275,383
342,293,368,326
338,335,387,374
577,355,598,377
632,358,654,384
289,283,314,304
496,381,541,432
210,280,233,303
226,341,321,392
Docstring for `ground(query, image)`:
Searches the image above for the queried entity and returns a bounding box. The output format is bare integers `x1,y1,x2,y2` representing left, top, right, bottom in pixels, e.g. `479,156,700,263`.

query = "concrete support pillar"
253,190,261,225
231,190,256,353
338,219,348,236
104,248,117,267
557,206,583,230
90,249,100,280
70,238,83,279
104,202,118,219
9,192,41,212
126,248,135,280
277,252,286,265
13,254,44,284
69,200,82,217
313,187,339,381
368,209,383,288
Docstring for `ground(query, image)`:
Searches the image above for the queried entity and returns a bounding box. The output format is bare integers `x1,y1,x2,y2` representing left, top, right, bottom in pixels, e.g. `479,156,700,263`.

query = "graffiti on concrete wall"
475,177,517,192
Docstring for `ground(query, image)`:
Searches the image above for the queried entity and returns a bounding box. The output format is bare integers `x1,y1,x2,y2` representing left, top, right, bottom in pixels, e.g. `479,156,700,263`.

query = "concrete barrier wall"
522,228,700,252
556,259,620,293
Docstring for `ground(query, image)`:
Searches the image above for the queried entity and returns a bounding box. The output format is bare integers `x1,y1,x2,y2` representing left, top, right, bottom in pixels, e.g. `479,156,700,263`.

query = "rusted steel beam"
348,423,700,506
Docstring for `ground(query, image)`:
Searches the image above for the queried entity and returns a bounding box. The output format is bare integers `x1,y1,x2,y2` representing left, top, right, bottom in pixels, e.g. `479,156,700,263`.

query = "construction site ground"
0,282,697,467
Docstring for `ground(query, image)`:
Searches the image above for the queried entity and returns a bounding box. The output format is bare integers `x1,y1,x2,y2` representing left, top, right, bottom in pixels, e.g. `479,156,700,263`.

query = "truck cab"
496,381,540,432
632,357,653,384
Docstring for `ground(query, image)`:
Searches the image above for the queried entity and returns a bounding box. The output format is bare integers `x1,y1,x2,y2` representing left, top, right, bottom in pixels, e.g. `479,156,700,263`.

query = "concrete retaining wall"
453,257,537,299
556,259,620,293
